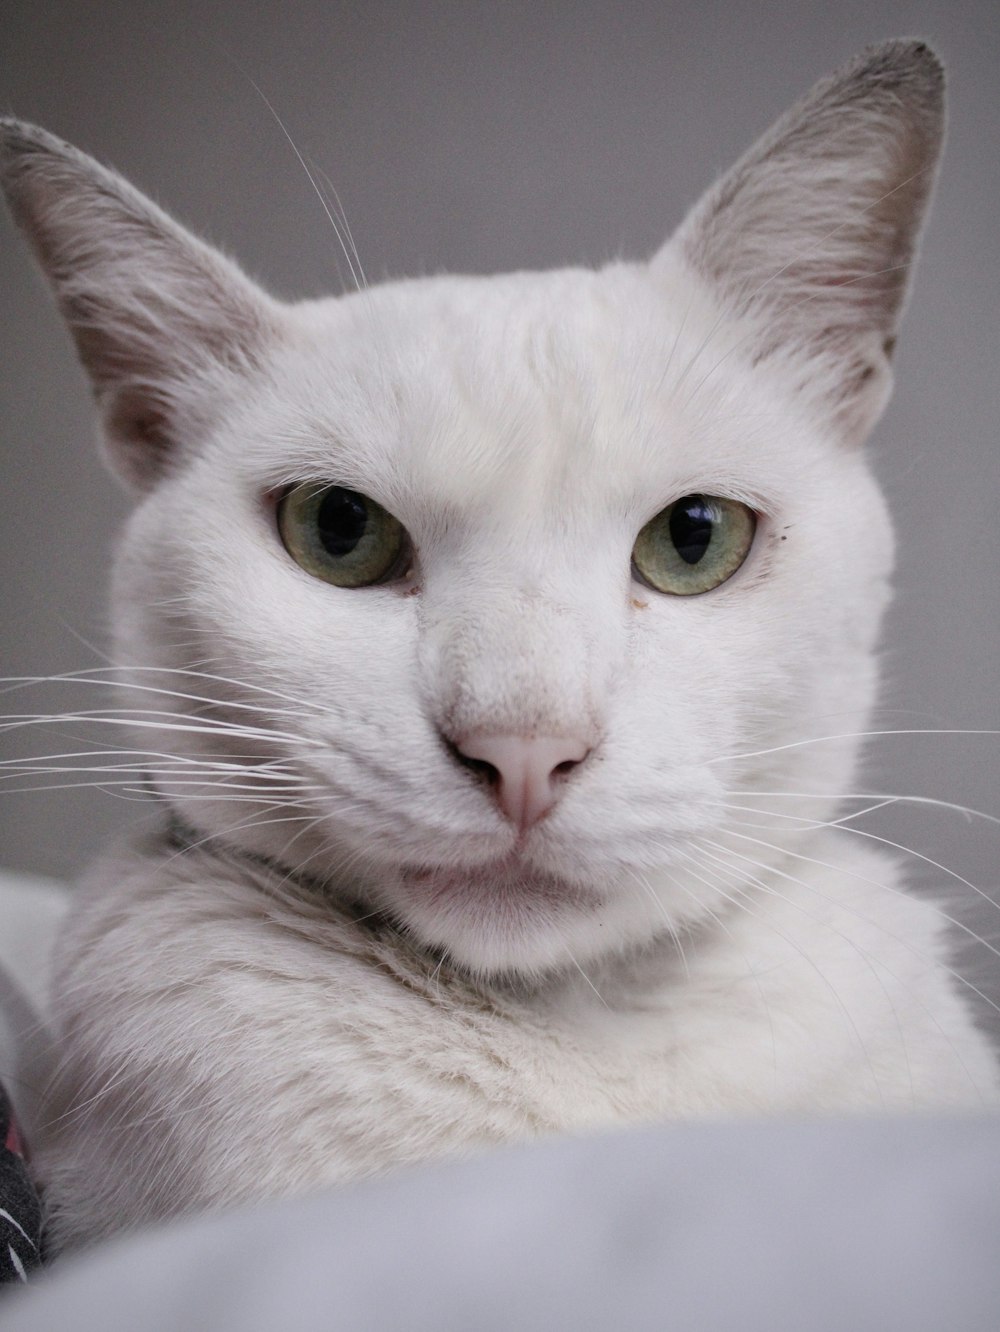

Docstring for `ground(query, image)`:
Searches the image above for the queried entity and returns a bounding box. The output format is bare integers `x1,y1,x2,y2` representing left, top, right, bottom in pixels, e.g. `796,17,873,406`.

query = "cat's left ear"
653,40,944,445
0,119,281,490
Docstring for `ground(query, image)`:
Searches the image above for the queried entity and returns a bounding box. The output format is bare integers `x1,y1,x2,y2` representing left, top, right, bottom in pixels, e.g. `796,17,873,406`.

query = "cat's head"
0,41,943,976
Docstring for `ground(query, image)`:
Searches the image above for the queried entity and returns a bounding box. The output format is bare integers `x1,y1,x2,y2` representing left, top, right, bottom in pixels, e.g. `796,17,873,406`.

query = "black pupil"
669,496,715,564
316,487,368,557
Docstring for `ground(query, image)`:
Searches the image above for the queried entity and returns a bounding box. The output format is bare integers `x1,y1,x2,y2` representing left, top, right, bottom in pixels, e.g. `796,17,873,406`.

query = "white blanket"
2,1115,999,1331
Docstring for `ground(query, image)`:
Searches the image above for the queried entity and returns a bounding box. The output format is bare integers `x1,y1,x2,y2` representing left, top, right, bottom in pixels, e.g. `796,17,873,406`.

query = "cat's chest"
56,838,779,1138
51,832,995,1186
39,829,998,1247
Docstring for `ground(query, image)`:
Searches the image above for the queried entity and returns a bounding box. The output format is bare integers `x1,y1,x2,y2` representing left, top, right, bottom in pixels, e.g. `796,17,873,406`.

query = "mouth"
400,852,593,909
385,852,603,976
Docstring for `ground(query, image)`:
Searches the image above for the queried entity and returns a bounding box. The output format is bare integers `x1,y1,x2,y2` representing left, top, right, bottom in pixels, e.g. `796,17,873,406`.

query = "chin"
376,855,631,977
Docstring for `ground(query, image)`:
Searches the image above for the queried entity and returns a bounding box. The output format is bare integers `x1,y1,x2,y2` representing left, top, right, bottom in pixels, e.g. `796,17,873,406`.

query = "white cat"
2,39,996,1252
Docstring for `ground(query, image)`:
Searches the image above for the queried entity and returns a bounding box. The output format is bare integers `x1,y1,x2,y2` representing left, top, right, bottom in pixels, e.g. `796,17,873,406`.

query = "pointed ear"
655,40,944,445
0,119,281,489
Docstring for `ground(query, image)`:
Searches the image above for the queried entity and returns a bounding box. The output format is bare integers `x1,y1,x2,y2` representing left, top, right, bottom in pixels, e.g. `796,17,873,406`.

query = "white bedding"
2,1115,999,1331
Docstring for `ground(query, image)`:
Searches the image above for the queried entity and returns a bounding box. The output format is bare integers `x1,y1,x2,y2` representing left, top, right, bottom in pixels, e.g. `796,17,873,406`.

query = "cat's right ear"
0,120,280,491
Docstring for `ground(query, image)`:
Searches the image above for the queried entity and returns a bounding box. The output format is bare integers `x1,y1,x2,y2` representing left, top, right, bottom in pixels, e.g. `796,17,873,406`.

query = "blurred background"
1,1,997,985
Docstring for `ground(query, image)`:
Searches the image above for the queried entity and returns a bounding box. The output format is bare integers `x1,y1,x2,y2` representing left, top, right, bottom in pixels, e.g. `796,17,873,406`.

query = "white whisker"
715,729,1000,766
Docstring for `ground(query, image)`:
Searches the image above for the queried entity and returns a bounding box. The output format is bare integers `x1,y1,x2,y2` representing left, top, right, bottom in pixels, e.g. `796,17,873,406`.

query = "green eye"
277,483,407,587
632,494,756,595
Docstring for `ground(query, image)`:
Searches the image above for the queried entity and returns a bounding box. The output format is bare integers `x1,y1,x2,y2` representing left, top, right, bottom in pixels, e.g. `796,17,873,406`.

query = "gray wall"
2,1,998,919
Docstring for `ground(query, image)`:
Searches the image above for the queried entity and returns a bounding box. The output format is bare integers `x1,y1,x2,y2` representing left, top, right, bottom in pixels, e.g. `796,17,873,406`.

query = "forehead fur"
232,256,823,536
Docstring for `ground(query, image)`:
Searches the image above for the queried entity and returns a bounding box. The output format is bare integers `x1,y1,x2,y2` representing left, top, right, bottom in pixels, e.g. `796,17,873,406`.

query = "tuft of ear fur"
658,40,944,444
0,119,280,489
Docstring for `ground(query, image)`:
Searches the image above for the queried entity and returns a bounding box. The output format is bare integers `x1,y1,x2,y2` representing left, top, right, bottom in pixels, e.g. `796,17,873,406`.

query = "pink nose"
454,733,591,832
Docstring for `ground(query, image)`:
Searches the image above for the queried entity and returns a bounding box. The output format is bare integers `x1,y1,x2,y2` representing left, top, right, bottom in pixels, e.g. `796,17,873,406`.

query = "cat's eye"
277,483,408,587
632,495,756,595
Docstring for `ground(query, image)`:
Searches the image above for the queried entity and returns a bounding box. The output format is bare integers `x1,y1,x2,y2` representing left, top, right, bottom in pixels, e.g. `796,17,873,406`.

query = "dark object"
0,1087,41,1283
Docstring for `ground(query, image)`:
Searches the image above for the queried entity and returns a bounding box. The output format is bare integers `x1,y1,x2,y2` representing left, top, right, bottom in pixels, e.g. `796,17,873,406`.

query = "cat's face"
111,264,892,973
0,41,941,974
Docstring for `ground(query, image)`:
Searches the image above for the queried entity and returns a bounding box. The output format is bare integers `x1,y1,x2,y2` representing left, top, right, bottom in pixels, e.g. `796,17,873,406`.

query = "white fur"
1,40,996,1251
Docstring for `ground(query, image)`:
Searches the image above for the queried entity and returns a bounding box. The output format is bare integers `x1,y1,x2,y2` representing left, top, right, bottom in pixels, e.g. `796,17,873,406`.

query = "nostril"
461,753,501,785
443,739,500,785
